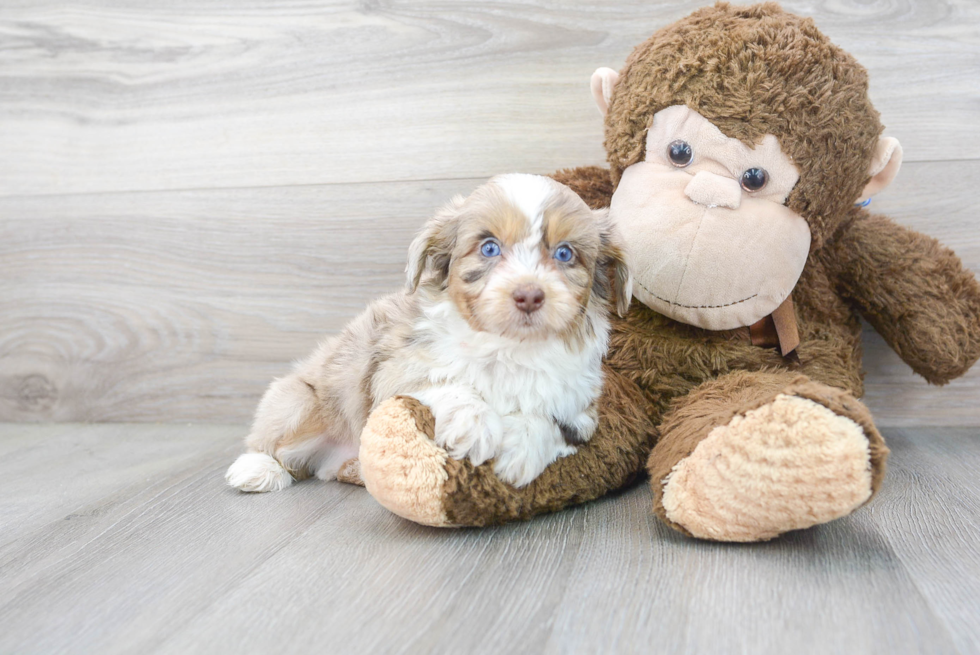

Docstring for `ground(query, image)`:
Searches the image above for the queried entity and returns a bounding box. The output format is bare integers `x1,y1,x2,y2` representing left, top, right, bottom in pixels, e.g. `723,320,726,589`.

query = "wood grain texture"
1,423,977,654
1,163,977,424
1,0,978,197
0,179,482,422
870,428,980,654
1,0,979,425
0,422,240,546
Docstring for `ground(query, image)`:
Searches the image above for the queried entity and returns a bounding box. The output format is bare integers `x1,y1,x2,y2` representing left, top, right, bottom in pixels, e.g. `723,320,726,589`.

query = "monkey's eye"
480,239,501,258
667,140,693,167
740,168,769,192
554,245,574,263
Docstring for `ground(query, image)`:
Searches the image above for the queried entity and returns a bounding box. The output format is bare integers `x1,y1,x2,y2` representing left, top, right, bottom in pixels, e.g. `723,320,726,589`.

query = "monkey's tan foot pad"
661,394,873,542
359,396,455,527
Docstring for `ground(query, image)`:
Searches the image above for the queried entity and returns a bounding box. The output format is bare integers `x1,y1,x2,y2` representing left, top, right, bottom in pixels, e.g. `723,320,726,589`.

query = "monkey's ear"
857,137,903,204
406,196,464,292
590,67,620,117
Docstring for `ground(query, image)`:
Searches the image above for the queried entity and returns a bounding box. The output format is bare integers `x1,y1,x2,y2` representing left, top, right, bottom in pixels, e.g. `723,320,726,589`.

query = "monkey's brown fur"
359,3,980,538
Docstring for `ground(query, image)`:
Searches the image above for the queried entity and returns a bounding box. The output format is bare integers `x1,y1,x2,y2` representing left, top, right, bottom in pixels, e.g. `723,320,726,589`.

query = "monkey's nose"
684,170,742,209
512,285,545,314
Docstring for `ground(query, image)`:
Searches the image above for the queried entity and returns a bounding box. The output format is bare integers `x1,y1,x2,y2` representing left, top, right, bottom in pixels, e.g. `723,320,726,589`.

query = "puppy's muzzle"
512,284,545,314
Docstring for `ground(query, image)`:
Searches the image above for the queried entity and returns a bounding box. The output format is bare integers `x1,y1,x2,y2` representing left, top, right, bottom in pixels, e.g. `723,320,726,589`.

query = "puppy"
225,174,631,492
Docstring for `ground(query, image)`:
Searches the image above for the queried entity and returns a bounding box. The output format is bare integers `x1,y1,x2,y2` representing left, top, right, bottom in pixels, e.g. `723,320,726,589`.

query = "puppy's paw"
434,403,502,466
336,457,364,487
411,386,502,466
561,408,598,445
493,416,570,488
492,446,543,488
493,441,575,488
225,453,294,492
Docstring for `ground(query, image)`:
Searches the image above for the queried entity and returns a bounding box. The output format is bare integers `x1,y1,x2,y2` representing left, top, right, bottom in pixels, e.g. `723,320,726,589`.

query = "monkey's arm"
830,211,980,384
358,366,657,527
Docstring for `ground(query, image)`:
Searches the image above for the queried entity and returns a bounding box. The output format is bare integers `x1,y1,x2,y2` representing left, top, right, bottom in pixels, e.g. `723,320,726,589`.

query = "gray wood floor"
0,423,978,655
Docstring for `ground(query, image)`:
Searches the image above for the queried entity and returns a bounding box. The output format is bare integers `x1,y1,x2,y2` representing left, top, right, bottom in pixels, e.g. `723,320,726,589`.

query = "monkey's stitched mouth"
635,277,758,309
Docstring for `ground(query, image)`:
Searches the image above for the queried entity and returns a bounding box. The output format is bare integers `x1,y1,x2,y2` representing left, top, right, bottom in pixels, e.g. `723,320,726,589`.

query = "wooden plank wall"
1,0,978,424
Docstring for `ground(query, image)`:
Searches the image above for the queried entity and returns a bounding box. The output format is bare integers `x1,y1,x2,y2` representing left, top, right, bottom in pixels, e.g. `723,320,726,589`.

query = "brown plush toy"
350,2,980,541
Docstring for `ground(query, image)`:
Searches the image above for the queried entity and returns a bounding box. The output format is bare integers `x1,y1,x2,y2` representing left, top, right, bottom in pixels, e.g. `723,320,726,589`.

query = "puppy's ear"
406,195,465,292
595,209,632,317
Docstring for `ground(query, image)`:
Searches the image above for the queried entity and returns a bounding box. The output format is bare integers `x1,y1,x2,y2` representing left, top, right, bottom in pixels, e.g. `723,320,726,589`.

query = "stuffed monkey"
354,2,980,541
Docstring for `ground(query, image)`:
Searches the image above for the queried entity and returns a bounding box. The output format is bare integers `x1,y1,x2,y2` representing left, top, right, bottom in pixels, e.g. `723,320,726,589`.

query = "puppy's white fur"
407,297,604,486
226,174,630,491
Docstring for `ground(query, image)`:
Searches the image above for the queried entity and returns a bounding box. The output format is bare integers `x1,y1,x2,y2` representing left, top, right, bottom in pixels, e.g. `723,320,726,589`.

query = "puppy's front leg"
409,386,502,466
492,415,574,488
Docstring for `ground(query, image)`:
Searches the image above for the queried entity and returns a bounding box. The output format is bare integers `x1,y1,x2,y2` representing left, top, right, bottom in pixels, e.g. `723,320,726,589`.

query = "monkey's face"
609,105,810,330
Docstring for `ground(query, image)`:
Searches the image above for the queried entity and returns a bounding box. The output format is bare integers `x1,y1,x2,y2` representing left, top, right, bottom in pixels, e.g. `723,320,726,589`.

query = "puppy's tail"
225,452,294,493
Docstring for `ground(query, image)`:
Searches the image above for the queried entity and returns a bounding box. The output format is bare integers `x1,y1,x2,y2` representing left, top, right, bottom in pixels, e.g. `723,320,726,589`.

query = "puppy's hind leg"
226,374,330,493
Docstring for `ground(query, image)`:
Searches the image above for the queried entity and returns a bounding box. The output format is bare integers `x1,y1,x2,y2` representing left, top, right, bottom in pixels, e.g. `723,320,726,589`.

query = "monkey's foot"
660,394,874,542
359,396,454,527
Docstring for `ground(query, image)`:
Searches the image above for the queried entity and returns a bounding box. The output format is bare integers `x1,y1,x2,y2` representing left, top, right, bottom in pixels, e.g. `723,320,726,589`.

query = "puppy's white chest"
408,300,608,424
430,335,603,420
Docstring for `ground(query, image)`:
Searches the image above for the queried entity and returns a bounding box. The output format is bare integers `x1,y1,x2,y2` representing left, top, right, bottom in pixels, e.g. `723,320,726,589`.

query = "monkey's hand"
357,367,655,527
831,211,980,384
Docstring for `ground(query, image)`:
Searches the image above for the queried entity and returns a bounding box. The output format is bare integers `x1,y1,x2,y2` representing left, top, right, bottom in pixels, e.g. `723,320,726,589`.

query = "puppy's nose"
512,285,545,314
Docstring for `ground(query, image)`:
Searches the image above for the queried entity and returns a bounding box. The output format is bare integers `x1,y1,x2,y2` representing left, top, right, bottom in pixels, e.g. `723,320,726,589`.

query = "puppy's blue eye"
554,245,573,263
481,240,501,257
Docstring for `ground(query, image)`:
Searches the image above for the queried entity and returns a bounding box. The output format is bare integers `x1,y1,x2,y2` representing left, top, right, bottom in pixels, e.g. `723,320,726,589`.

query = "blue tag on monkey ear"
855,198,872,208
